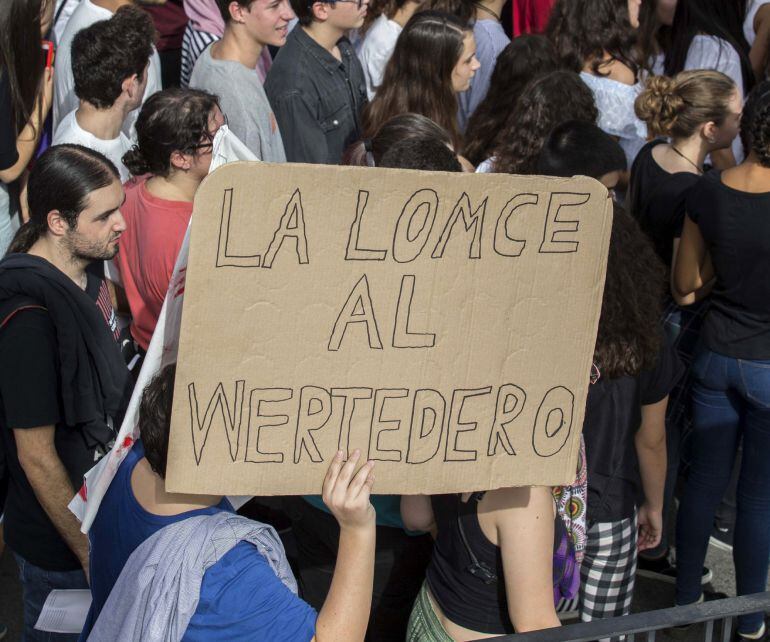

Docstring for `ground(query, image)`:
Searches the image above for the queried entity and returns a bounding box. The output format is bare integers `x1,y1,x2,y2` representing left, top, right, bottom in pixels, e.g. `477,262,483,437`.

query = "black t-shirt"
627,140,700,268
0,269,118,571
688,170,770,359
584,334,682,523
0,71,19,171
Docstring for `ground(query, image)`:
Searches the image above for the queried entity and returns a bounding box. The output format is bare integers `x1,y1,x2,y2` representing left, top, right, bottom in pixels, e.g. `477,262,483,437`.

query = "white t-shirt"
476,157,494,173
580,71,647,168
684,35,745,162
53,109,132,183
744,0,770,45
53,0,162,140
359,15,402,100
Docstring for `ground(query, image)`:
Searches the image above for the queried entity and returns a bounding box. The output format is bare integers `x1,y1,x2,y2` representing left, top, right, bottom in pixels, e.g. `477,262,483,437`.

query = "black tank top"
426,493,567,635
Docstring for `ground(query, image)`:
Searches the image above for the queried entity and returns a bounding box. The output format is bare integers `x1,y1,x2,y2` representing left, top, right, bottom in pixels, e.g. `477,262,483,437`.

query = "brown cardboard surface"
166,162,613,496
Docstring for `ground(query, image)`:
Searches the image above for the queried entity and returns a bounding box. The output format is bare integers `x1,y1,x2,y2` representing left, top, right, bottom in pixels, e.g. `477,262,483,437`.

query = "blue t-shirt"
83,440,317,641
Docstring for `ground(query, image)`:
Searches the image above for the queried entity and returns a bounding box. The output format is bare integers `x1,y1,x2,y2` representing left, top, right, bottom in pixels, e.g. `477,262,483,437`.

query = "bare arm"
635,398,667,551
749,5,770,80
669,237,713,306
491,486,561,633
0,69,53,185
312,450,376,642
14,425,90,580
400,495,435,533
674,216,714,298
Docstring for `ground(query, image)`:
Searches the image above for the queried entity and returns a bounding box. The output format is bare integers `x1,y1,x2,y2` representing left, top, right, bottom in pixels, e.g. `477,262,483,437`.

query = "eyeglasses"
190,114,228,152
308,0,366,8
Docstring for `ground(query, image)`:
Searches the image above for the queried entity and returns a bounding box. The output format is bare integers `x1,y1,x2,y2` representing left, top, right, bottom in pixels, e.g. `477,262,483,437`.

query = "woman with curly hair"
476,70,597,174
361,10,480,149
538,121,678,630
462,34,559,167
674,81,770,642
547,0,647,169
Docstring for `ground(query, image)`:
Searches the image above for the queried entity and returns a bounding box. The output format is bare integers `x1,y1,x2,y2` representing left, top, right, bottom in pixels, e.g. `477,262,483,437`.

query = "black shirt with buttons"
265,26,368,165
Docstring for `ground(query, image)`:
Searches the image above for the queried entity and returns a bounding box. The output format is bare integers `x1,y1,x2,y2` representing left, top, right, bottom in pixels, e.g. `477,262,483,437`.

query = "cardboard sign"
166,162,612,496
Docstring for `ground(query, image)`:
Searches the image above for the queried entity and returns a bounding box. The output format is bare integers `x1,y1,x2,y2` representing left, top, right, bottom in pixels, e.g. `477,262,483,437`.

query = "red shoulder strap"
0,305,47,330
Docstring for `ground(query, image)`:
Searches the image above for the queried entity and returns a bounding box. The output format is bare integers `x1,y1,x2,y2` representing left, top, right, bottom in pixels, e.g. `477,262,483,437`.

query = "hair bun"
122,146,151,178
635,75,684,137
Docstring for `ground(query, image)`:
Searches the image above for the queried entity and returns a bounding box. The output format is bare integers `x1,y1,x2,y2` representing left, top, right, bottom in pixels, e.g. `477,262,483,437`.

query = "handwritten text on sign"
166,163,612,495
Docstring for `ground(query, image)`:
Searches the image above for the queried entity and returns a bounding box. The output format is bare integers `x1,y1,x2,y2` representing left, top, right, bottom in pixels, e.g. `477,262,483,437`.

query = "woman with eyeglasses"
115,87,224,357
361,10,480,150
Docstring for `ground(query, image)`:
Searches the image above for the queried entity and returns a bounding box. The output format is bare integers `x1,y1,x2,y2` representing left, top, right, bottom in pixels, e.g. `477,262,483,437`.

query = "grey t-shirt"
190,45,287,163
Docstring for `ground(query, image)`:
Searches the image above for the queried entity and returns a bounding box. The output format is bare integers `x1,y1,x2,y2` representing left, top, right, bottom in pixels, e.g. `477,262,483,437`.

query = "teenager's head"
635,71,740,151
361,10,476,146
9,145,125,259
379,136,462,171
138,363,177,479
293,0,369,30
344,113,453,166
741,80,770,167
463,35,560,166
123,88,224,182
537,121,626,190
547,0,639,74
71,5,156,112
595,203,665,379
425,0,473,26
0,0,54,136
493,70,598,175
664,0,753,93
217,0,295,46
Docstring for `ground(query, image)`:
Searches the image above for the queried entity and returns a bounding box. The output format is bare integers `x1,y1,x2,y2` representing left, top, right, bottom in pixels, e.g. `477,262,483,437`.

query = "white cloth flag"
69,126,257,531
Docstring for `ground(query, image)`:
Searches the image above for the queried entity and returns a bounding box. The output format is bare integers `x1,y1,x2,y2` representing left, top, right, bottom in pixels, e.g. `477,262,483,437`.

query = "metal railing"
487,592,770,642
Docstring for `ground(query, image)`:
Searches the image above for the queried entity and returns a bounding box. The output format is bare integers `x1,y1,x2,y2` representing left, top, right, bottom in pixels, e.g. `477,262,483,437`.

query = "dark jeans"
14,553,88,641
286,498,433,642
675,349,770,635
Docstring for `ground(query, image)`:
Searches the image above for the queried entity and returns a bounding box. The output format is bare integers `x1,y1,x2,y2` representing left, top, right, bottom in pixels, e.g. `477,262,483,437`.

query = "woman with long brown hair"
0,0,55,256
361,10,480,149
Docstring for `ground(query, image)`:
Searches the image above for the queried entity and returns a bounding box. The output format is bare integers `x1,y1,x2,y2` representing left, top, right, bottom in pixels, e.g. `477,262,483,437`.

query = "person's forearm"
21,453,89,571
0,109,47,185
635,437,666,511
315,525,375,642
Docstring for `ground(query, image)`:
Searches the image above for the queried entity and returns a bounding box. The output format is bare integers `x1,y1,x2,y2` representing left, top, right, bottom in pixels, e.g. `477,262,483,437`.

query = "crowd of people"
1,0,770,640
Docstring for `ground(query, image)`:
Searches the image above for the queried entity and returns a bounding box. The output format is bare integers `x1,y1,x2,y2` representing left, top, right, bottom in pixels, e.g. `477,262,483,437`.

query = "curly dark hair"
138,363,177,479
71,5,156,109
491,70,597,175
594,203,666,379
122,88,219,178
740,80,770,165
463,35,560,167
546,0,639,76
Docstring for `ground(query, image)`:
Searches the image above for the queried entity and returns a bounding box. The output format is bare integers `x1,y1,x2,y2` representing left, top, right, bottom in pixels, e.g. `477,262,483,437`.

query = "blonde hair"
635,70,736,139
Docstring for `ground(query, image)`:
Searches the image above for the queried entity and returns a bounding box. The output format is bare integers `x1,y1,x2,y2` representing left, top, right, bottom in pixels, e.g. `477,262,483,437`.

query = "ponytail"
6,220,45,255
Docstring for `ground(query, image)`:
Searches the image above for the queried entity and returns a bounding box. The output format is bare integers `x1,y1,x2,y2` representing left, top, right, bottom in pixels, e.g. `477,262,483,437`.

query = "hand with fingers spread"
322,449,375,532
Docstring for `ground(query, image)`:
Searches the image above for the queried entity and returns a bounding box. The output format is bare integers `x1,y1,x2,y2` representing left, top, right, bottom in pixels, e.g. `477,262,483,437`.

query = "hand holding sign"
322,450,376,531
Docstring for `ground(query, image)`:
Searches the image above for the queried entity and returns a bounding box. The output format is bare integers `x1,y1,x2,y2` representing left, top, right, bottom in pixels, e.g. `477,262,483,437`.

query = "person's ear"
702,121,718,144
311,1,330,21
229,0,247,22
122,73,139,99
170,150,194,172
47,209,72,237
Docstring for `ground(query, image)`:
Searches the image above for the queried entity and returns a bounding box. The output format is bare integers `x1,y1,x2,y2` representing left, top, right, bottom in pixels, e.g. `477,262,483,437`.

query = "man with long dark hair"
0,145,130,640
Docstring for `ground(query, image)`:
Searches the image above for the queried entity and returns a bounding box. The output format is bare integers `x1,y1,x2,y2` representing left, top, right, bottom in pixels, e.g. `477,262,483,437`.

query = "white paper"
34,589,92,634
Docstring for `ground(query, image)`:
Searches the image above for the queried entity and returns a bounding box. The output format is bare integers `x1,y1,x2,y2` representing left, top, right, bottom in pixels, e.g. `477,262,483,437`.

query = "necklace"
475,3,501,20
671,145,703,174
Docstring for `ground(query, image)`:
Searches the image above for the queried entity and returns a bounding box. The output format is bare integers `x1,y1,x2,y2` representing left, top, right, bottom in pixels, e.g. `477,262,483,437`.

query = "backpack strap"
0,297,47,331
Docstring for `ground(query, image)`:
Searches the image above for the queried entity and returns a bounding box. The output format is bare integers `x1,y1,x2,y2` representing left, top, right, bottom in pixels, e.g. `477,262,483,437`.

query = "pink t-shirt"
115,177,193,351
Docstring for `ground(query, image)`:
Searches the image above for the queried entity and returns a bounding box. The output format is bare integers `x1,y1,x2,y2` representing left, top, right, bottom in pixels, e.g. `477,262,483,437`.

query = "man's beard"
64,230,119,262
